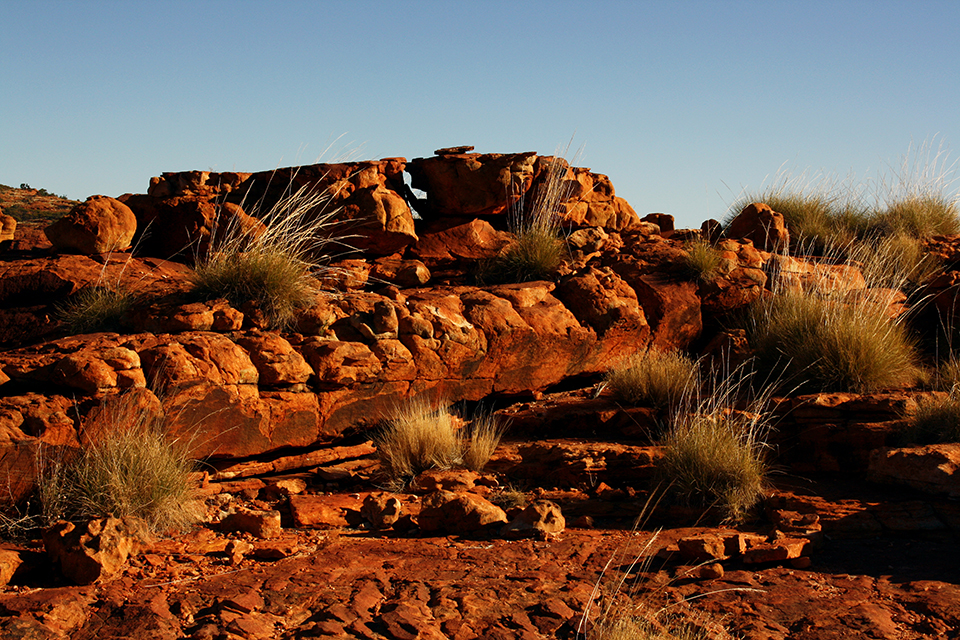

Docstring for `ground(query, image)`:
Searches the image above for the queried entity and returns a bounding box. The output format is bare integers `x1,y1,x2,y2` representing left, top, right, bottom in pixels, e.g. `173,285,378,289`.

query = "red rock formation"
44,195,137,254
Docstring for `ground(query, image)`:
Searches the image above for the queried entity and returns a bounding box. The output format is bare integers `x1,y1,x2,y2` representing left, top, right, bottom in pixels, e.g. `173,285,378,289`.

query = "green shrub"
190,180,346,329
605,349,698,410
681,238,723,282
749,290,921,393
476,225,565,284
56,285,136,334
38,392,200,533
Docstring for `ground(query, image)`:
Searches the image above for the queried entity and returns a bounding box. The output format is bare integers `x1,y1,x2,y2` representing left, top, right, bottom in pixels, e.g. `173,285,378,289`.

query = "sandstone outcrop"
5,159,960,639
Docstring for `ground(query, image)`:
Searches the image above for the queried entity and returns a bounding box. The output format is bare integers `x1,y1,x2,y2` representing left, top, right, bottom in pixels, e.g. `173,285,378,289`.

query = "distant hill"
0,183,80,223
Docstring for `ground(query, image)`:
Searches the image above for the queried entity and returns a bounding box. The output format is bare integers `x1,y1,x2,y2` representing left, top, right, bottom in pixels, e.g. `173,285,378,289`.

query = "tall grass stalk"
874,137,960,238
579,500,749,640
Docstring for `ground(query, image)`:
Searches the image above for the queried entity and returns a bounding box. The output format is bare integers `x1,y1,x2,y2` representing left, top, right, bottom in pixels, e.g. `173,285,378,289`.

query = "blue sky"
2,1,959,229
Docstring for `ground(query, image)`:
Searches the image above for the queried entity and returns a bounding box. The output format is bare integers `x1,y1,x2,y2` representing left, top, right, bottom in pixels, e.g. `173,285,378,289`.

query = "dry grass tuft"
374,398,507,486
190,177,349,328
374,398,462,483
901,391,960,445
56,284,137,334
653,366,774,522
749,288,921,393
462,410,508,472
681,238,723,282
605,349,699,410
38,391,200,533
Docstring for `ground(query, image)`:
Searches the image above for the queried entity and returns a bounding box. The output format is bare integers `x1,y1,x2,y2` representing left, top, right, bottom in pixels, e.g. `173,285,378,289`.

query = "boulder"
726,202,789,252
227,160,416,256
417,490,508,533
411,218,512,268
220,507,282,539
0,549,24,586
44,196,137,254
501,500,566,539
0,214,16,243
125,194,261,261
43,517,143,585
361,493,403,530
868,444,960,497
233,332,313,388
530,156,640,230
407,151,538,218
407,151,640,231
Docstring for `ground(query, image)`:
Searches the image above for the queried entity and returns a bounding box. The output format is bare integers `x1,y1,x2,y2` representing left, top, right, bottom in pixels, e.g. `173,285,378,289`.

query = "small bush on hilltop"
727,171,871,252
190,178,349,329
38,391,200,533
605,349,698,410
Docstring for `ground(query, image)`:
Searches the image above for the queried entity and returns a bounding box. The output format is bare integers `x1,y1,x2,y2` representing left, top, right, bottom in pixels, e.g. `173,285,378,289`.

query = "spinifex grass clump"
374,398,506,486
680,238,723,282
476,155,571,284
605,349,698,410
727,171,872,253
749,290,921,393
900,392,960,445
38,392,199,533
658,375,771,522
190,179,347,329
749,287,922,393
56,284,137,334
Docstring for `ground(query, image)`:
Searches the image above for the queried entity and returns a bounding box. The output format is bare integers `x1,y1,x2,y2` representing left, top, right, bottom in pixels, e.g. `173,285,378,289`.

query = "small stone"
220,508,282,539
224,539,254,565
699,563,724,580
677,534,727,562
501,500,565,539
361,493,403,530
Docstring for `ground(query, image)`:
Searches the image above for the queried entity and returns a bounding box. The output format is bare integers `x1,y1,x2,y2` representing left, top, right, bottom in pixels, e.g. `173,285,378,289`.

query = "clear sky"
2,1,959,229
